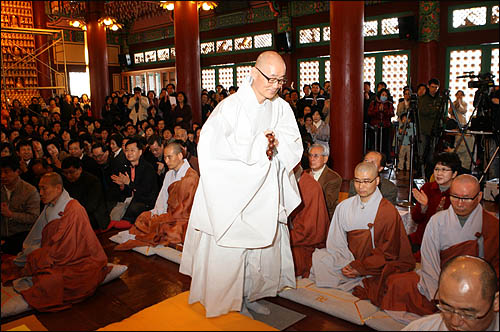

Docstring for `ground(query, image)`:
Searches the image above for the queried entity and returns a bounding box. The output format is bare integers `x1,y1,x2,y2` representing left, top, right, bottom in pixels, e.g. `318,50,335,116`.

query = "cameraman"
418,78,442,179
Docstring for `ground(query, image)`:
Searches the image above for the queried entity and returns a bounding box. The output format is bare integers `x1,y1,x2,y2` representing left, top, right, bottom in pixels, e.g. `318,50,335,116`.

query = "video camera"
457,71,496,89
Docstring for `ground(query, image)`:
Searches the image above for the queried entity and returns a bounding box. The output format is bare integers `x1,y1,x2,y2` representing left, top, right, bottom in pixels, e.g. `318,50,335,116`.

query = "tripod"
398,105,419,208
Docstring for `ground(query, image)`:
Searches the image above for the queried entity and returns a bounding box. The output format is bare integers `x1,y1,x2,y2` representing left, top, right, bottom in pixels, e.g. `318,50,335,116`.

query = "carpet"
1,315,47,331
98,291,277,331
249,300,306,330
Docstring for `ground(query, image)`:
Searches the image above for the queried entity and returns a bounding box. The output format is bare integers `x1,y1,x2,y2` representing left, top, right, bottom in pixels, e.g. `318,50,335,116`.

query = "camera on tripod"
457,71,495,89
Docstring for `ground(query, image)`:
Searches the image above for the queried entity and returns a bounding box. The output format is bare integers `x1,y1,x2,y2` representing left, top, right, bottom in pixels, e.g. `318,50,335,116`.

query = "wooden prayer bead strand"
266,133,275,160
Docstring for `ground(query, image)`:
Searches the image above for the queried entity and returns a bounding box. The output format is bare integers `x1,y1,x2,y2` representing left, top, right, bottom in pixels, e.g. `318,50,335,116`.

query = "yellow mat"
1,315,47,331
98,291,278,331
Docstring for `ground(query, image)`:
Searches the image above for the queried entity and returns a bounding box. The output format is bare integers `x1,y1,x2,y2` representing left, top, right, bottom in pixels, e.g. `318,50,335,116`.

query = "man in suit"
68,139,100,178
306,143,342,220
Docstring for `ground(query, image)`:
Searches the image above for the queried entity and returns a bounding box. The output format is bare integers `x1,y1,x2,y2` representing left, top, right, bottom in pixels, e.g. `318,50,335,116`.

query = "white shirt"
311,165,326,181
150,159,190,216
113,148,122,158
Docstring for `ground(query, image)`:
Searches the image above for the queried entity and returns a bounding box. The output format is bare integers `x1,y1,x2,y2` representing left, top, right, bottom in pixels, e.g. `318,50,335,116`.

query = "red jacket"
368,99,394,128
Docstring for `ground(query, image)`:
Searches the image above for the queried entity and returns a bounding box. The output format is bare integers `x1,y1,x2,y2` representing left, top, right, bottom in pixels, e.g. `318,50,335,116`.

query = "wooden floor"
2,169,497,331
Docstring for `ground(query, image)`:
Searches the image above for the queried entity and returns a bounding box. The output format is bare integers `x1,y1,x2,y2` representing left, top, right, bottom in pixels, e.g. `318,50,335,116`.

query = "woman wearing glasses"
409,152,461,258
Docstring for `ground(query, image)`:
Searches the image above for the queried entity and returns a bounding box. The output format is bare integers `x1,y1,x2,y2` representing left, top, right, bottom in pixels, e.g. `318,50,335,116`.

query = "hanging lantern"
160,1,175,11
198,1,218,11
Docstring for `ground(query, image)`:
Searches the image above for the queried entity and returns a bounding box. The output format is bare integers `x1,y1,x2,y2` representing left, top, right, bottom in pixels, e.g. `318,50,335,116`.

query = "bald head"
255,51,286,72
41,172,63,186
451,174,480,193
440,255,497,301
450,174,482,216
355,162,378,178
251,51,286,103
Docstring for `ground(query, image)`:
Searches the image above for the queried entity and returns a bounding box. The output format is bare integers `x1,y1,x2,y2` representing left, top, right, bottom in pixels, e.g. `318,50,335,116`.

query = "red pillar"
86,0,109,119
417,41,438,85
330,1,364,179
174,1,201,125
32,1,51,101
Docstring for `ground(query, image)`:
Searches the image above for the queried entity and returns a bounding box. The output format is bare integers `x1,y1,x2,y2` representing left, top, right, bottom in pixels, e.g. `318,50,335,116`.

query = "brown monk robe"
380,175,499,318
2,174,110,312
349,199,416,306
115,164,199,250
381,209,499,316
289,170,330,278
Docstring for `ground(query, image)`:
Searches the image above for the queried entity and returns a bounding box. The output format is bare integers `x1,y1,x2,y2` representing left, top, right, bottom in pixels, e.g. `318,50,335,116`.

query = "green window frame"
201,61,256,90
200,31,274,57
448,1,499,32
445,43,500,88
297,49,411,96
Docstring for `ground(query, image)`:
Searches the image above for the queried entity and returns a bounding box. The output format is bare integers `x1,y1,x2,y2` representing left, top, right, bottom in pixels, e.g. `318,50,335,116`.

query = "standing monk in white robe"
310,162,415,307
179,51,303,318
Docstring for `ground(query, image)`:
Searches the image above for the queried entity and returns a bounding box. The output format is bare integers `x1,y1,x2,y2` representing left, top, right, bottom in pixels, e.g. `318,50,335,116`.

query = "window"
299,27,321,44
324,60,330,82
69,72,90,98
452,6,487,28
323,27,330,41
236,66,252,87
234,36,252,50
449,2,499,31
363,56,376,90
363,20,378,37
382,53,409,105
217,67,234,89
216,39,233,53
201,68,216,91
298,60,320,96
202,62,255,91
254,33,272,48
381,17,399,35
446,44,499,118
201,42,214,55
491,48,499,85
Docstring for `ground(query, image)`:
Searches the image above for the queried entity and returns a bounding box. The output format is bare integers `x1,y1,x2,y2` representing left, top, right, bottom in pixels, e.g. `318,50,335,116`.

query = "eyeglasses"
449,191,480,202
309,153,326,159
434,167,453,173
255,67,287,85
353,177,378,185
434,288,494,321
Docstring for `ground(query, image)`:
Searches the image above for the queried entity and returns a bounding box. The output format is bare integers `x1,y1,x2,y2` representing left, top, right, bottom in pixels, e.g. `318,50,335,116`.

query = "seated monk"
403,255,499,331
1,172,110,312
115,142,199,250
289,165,330,278
310,162,415,307
381,174,499,319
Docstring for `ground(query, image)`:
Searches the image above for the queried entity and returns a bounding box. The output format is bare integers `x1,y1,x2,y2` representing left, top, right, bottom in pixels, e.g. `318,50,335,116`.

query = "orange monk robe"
115,167,199,250
380,206,499,317
289,172,330,278
2,199,110,312
311,188,415,307
350,199,416,307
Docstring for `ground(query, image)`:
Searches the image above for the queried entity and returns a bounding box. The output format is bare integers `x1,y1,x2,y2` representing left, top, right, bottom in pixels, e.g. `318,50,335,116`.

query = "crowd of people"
1,51,498,330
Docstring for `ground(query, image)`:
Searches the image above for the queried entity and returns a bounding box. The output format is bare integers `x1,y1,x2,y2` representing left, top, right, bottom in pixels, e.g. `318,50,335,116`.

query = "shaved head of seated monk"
353,162,380,203
164,142,184,171
449,175,482,217
436,255,499,331
39,172,63,205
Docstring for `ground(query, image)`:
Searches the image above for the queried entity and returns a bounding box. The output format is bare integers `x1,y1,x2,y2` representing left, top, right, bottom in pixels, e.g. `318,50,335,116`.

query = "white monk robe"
14,189,72,266
402,312,499,331
418,204,485,301
179,76,303,318
310,188,383,290
150,159,191,216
